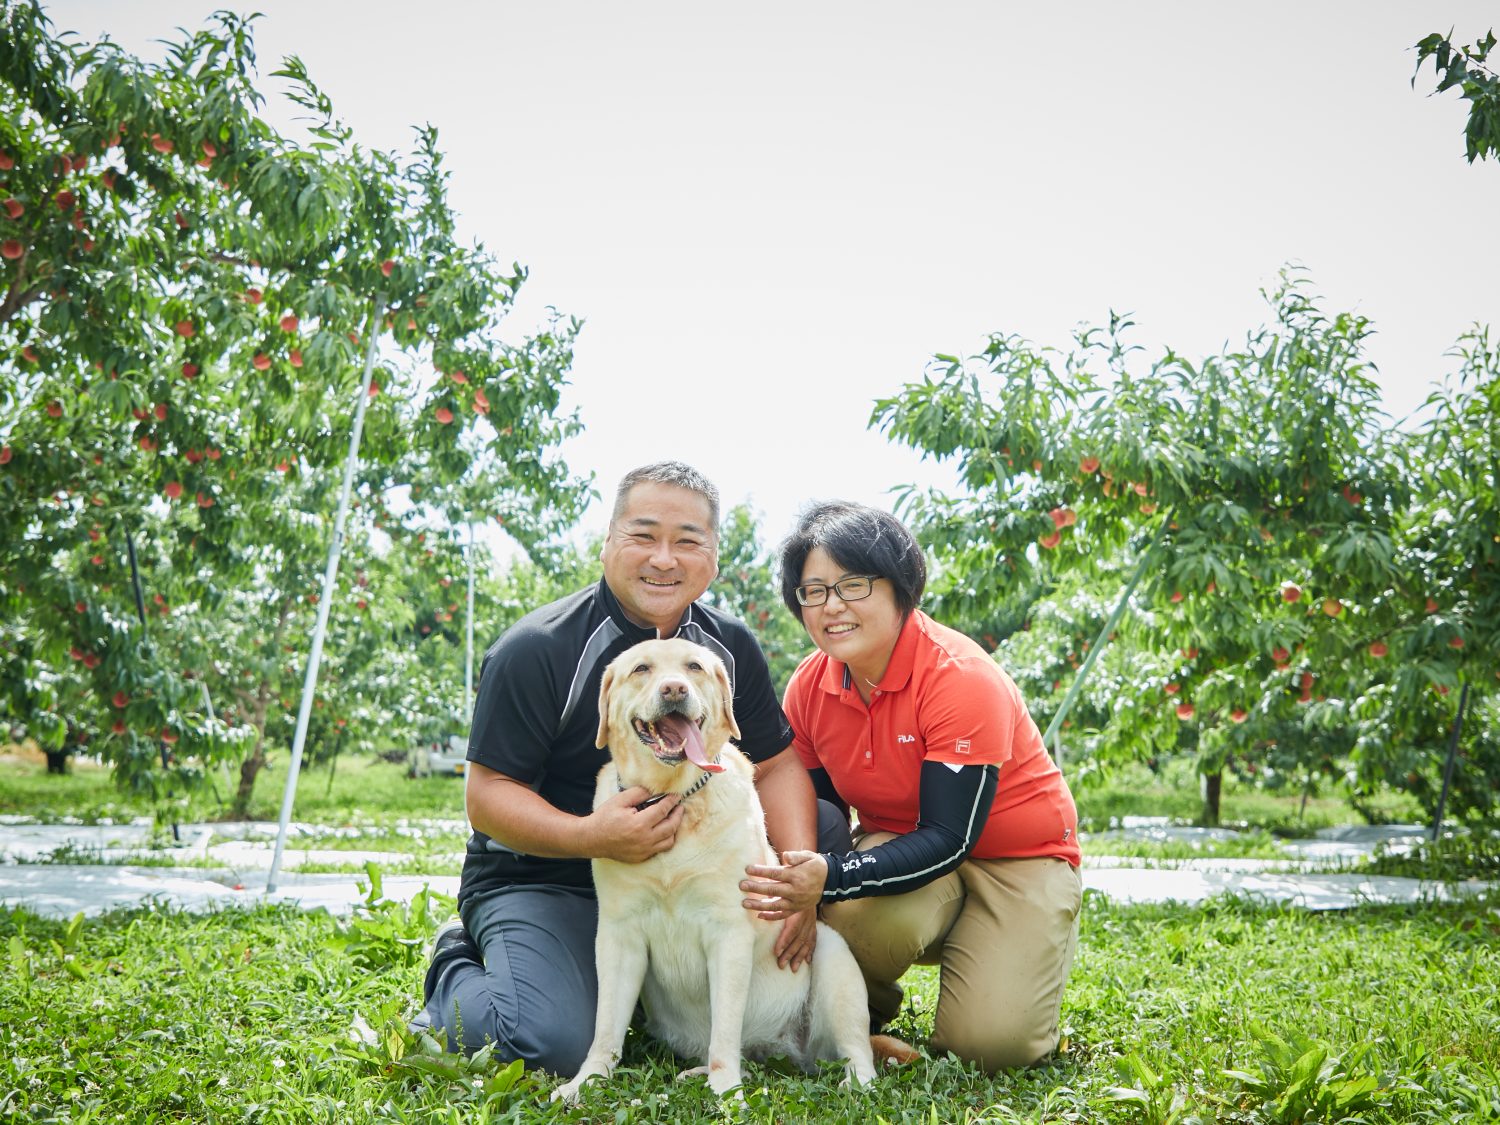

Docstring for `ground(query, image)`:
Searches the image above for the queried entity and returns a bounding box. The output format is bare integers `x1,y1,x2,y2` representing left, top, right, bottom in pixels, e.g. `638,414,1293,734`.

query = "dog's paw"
674,1064,709,1081
707,1068,745,1099
550,1074,595,1104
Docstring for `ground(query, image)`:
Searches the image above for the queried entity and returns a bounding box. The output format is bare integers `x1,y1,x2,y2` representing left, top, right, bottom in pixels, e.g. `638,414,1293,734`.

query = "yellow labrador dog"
554,638,876,1101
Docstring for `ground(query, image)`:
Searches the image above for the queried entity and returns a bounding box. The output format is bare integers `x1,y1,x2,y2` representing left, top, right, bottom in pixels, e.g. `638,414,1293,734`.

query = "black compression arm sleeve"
821,761,998,900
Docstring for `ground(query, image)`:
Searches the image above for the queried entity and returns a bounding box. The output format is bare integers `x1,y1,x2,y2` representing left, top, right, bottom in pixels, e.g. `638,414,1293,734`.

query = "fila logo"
896,734,916,744
954,739,971,755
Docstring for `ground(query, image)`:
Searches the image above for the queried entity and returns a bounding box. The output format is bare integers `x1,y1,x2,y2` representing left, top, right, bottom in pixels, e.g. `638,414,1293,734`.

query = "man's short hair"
612,461,721,532
777,501,927,622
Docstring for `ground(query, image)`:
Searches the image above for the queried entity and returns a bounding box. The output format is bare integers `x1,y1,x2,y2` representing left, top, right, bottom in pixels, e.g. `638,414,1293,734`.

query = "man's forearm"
754,747,817,854
466,764,593,858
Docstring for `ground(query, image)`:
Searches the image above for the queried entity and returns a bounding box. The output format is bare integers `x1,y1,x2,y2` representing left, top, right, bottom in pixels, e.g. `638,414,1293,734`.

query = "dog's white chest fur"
593,754,816,1062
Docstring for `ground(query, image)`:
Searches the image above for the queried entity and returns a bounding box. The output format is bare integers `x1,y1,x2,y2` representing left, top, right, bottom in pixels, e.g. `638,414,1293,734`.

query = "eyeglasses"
794,575,882,607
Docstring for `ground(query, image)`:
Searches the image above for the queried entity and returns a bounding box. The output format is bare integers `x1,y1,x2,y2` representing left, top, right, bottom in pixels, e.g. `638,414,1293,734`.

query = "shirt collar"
596,578,693,641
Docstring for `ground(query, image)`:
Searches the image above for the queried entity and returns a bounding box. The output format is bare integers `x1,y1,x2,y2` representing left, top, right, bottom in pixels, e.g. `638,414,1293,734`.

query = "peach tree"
0,6,587,803
872,274,1464,824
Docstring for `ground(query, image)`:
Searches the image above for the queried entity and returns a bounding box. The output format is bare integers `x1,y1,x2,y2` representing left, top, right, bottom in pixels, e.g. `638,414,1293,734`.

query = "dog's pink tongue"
656,714,723,772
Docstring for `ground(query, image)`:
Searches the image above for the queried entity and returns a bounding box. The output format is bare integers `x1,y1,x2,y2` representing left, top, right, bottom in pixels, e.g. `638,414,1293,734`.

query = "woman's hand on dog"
741,850,827,917
741,852,825,972
586,788,685,863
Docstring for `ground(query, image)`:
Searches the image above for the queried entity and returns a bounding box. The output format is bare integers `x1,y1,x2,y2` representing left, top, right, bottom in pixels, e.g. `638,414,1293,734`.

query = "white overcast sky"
46,1,1500,557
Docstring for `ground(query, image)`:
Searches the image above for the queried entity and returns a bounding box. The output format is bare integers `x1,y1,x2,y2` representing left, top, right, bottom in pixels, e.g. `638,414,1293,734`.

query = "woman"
739,501,1081,1072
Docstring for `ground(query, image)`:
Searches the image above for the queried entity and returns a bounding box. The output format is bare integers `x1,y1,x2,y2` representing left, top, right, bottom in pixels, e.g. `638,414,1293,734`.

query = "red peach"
435,406,454,424
1282,584,1301,603
1,239,22,260
1038,531,1061,550
164,481,183,500
280,314,299,332
252,353,271,371
1368,641,1388,658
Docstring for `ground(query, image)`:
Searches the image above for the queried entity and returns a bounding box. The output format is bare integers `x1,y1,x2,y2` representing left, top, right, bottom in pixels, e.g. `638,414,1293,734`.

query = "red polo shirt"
785,609,1080,866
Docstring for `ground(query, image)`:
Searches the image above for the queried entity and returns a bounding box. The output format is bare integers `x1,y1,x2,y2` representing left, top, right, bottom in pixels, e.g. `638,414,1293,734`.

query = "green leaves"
1414,28,1500,163
1223,1022,1400,1124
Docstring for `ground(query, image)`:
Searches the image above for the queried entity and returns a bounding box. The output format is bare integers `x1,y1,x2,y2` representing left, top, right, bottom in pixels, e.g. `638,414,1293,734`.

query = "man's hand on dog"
741,849,828,970
587,787,685,863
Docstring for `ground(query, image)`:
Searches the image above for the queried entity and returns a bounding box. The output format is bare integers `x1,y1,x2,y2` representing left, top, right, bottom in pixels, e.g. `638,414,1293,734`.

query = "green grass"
1357,833,1500,882
1073,756,1426,836
2,887,1497,1123
1078,828,1295,863
0,748,467,827
4,749,1498,1122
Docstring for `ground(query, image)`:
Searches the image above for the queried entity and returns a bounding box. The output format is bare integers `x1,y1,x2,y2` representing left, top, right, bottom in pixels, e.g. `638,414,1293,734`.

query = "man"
414,461,818,1073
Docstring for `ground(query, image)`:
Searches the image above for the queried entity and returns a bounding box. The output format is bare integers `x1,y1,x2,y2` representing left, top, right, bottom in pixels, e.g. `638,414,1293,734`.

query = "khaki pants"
820,832,1082,1072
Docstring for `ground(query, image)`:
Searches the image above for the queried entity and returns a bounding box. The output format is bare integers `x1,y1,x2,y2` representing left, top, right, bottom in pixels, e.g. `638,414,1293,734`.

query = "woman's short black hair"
777,501,927,623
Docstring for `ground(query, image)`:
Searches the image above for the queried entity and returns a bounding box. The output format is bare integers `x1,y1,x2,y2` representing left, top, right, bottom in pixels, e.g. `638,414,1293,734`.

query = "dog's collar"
627,761,719,810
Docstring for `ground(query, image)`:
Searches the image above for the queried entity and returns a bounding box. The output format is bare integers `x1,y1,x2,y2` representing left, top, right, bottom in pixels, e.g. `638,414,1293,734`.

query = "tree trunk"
1201,769,1222,827
45,748,71,775
230,602,290,819
233,744,265,817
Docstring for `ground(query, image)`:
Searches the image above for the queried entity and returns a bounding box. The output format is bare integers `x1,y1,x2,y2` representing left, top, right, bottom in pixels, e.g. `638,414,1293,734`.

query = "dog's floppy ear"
714,661,741,742
595,664,617,749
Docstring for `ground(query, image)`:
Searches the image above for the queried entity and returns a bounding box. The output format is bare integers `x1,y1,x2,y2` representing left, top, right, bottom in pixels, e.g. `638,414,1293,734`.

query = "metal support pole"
267,293,386,893
1430,679,1470,843
1042,511,1174,767
464,522,475,786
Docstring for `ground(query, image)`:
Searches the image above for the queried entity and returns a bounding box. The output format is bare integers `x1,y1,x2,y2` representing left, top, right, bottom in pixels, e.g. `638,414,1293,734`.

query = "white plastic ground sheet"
0,818,1492,919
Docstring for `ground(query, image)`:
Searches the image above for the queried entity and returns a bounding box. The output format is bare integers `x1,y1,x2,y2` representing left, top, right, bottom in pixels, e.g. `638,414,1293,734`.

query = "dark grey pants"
421,885,599,1075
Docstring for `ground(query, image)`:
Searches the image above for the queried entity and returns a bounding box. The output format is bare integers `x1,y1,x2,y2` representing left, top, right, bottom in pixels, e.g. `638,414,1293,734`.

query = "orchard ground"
3,746,1499,1123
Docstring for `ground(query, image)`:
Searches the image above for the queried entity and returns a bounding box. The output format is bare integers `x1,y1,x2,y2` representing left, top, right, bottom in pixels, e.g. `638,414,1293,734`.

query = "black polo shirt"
457,579,794,906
